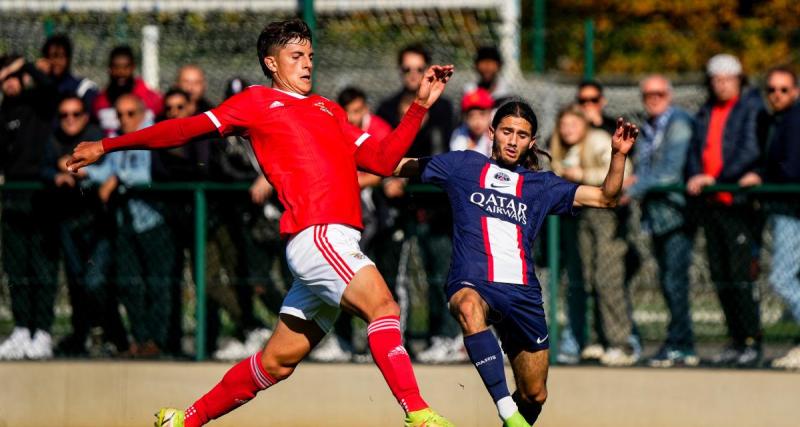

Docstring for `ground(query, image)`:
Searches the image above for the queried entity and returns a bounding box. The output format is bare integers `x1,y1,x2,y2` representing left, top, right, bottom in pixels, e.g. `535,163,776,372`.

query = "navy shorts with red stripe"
446,279,549,356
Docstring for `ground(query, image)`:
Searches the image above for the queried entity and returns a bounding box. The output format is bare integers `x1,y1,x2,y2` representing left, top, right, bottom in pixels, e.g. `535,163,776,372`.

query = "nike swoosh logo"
536,335,549,344
490,183,510,188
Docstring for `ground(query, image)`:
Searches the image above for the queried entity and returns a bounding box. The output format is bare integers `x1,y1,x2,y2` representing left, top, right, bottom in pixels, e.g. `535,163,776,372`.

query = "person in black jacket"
0,55,59,360
747,68,800,369
43,94,128,356
152,87,211,357
686,53,764,367
376,45,463,363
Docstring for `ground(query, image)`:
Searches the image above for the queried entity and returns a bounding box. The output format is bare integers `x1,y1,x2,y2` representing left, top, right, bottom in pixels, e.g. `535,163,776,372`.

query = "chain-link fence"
0,7,720,138
2,5,799,369
539,187,800,369
2,184,800,367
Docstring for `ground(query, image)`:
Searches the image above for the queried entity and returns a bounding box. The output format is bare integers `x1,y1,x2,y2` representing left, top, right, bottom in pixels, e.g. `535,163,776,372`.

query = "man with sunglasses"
623,75,698,367
152,88,210,181
151,88,212,358
83,94,176,358
44,95,129,357
753,67,799,171
748,67,800,369
376,45,463,364
576,80,617,136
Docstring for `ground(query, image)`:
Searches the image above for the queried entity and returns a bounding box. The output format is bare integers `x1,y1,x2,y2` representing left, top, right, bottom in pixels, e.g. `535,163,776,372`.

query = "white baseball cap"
707,54,742,76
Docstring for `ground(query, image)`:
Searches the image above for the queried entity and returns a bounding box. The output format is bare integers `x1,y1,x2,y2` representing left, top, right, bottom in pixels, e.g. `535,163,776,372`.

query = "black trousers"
703,205,762,346
2,199,58,333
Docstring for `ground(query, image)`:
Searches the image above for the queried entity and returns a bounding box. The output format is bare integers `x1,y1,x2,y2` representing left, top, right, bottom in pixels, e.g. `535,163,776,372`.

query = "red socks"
367,315,428,413
182,318,425,426
184,352,277,427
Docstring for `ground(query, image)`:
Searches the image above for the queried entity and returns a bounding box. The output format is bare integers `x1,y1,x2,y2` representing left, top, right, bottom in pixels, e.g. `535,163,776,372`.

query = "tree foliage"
528,0,800,77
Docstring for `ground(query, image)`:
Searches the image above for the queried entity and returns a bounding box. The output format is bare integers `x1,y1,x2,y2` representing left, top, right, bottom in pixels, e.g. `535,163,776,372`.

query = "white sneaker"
600,347,639,367
416,336,467,364
244,328,272,354
581,344,605,360
309,334,352,362
26,330,53,359
416,336,451,363
213,339,249,361
772,345,800,370
444,335,469,363
0,327,31,360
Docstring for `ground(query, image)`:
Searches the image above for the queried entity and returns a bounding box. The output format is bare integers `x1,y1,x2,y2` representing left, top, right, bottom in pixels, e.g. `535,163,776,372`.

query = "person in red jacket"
69,19,455,427
92,45,162,137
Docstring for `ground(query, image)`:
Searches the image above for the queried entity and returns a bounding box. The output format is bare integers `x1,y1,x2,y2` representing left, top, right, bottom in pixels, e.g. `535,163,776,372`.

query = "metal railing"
1,181,798,363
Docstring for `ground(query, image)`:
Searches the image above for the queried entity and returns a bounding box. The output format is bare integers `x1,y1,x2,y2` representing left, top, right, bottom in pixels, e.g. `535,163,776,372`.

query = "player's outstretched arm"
354,65,454,176
573,118,638,208
67,114,216,172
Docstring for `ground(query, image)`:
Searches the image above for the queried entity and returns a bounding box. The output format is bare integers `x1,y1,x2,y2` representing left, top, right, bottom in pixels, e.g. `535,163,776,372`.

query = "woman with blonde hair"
549,104,637,366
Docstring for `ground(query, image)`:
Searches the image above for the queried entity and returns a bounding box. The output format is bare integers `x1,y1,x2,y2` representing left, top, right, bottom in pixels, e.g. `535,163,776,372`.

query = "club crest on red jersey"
314,101,333,116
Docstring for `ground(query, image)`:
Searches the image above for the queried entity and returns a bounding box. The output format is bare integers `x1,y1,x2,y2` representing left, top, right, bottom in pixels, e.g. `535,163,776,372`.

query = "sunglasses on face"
402,66,426,75
767,86,791,94
577,96,601,105
59,111,84,119
642,91,667,99
117,110,140,119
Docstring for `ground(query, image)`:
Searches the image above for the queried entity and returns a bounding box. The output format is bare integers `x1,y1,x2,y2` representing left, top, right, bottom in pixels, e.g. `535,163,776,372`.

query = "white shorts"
280,224,375,332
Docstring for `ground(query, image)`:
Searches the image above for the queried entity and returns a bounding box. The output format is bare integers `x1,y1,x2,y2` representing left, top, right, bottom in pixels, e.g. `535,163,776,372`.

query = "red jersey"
101,85,426,238
206,86,372,236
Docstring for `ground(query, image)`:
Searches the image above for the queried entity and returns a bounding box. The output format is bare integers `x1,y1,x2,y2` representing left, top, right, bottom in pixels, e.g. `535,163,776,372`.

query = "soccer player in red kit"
68,19,455,427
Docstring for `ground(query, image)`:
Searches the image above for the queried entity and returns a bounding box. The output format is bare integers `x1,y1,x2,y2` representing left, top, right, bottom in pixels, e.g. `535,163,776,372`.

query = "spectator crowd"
1,36,799,370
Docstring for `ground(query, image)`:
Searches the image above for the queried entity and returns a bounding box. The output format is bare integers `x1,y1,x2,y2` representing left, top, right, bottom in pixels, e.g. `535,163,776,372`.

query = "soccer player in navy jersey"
68,19,456,427
395,101,638,426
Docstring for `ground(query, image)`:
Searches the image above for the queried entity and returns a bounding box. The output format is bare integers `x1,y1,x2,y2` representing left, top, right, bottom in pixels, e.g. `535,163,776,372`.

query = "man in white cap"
686,53,764,367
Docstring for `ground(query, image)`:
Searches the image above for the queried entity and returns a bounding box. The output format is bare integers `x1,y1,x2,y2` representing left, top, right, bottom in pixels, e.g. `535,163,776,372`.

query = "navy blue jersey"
420,150,579,295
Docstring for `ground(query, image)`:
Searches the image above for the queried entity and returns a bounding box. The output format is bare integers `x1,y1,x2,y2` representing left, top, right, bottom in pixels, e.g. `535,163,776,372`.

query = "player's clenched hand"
66,141,105,173
415,64,455,109
611,117,638,156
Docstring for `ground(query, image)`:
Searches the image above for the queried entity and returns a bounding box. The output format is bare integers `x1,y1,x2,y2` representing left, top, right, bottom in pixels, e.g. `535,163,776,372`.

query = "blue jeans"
769,214,800,322
653,228,694,350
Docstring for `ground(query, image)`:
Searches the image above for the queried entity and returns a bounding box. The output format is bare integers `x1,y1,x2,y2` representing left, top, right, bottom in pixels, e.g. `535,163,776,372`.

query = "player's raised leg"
509,349,549,426
156,314,325,427
449,287,530,427
340,265,454,427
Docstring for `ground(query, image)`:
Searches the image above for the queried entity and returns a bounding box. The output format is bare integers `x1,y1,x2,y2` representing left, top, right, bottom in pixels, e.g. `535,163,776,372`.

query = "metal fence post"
194,186,207,361
141,25,160,91
301,0,315,88
532,0,546,74
43,18,54,37
547,215,560,365
584,18,595,79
